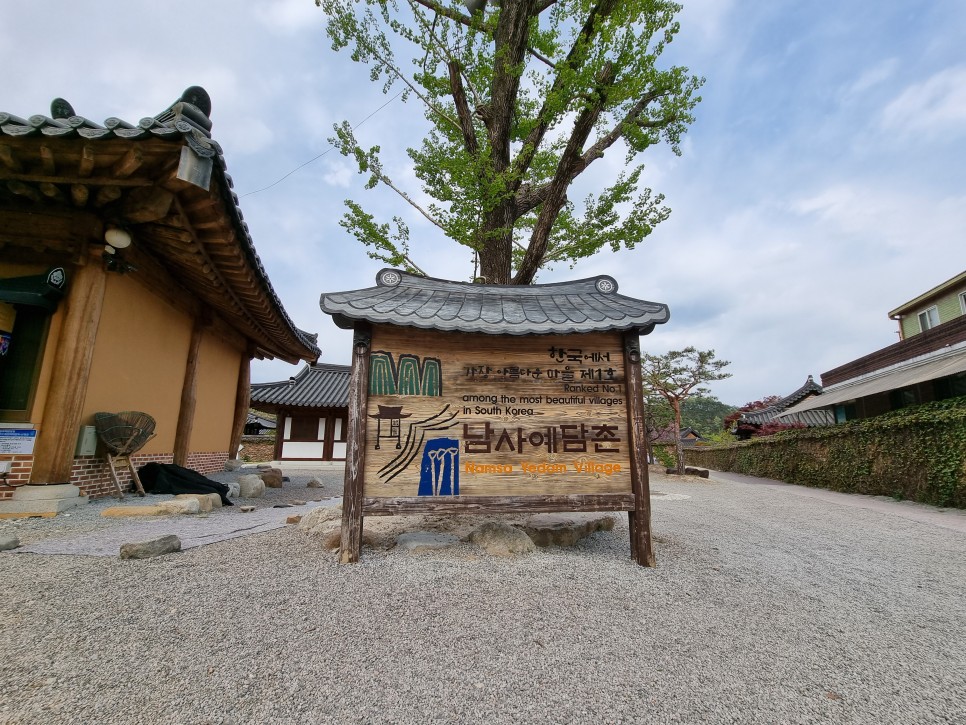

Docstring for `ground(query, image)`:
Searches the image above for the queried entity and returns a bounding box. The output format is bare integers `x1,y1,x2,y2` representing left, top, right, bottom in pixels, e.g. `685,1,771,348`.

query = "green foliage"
680,395,736,436
320,0,704,283
685,397,966,508
653,444,675,469
641,347,731,473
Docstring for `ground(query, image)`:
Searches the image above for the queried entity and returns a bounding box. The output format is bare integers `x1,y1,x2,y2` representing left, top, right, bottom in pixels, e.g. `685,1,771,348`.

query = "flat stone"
119,535,181,560
175,493,213,513
101,505,171,518
395,532,459,553
468,521,535,557
685,467,710,478
515,514,616,548
286,515,302,525
0,533,20,551
239,505,256,513
10,483,81,501
290,500,306,506
0,494,89,518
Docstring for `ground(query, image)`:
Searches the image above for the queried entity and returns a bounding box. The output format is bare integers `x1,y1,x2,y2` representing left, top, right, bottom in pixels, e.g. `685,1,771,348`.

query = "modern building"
779,271,966,424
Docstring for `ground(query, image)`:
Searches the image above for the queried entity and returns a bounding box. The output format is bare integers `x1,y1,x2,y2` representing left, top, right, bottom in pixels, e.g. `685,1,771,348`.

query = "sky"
2,1,964,406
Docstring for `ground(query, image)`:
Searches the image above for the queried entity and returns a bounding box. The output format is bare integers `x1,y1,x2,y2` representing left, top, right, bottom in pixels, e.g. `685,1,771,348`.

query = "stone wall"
239,435,275,463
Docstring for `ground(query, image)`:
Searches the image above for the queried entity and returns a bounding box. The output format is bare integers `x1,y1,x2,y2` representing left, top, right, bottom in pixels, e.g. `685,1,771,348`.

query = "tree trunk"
672,399,684,474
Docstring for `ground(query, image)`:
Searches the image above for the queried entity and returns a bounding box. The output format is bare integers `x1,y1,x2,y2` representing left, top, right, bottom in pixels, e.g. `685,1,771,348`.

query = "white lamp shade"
104,227,132,249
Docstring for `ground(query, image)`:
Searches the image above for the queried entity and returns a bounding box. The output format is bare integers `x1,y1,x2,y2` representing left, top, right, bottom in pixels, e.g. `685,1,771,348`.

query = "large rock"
223,459,244,472
119,535,181,559
0,533,20,551
259,469,284,488
515,514,616,548
298,505,342,533
306,477,324,489
224,481,240,498
468,521,536,557
175,493,213,513
684,467,710,478
238,474,265,498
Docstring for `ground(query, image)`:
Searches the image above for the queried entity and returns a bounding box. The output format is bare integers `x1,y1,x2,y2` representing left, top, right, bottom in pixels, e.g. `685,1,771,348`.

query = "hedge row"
684,397,966,508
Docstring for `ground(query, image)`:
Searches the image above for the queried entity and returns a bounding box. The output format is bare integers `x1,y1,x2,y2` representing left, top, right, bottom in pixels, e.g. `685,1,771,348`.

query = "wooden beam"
39,182,66,203
71,184,89,207
363,494,637,516
39,145,56,176
172,312,209,466
78,145,95,177
30,260,108,483
111,146,143,178
7,180,41,202
623,331,655,567
94,185,122,207
340,323,372,564
228,350,252,459
118,186,174,223
0,144,23,172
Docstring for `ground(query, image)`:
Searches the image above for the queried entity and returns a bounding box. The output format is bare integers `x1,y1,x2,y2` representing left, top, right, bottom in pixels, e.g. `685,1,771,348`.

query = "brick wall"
0,450,229,500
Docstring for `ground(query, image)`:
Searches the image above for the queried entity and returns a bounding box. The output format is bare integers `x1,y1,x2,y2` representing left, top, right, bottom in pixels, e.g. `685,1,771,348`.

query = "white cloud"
881,65,966,137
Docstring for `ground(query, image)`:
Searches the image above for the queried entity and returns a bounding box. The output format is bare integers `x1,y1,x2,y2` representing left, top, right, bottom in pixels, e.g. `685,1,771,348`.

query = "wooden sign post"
321,270,670,566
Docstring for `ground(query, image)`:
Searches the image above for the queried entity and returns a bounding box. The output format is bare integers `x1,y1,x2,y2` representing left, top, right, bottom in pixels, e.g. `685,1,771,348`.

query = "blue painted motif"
417,438,460,496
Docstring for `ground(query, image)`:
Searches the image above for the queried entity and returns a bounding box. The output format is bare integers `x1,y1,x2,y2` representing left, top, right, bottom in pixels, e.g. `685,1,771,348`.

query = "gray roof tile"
250,363,351,409
320,269,670,336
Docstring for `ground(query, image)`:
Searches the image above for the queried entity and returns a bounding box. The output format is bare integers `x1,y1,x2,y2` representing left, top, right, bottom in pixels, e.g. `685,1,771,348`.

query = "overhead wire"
239,91,404,198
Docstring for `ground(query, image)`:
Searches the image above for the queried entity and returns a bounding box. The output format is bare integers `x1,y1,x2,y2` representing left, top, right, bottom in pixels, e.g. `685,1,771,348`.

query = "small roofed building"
0,88,319,513
734,376,832,438
244,412,276,436
250,363,351,463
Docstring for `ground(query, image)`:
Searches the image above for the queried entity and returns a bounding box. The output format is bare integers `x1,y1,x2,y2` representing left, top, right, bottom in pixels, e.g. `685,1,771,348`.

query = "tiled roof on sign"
250,363,351,409
320,269,670,336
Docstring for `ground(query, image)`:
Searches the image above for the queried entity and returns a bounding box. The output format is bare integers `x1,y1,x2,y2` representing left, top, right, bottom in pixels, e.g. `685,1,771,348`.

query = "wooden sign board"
340,323,654,565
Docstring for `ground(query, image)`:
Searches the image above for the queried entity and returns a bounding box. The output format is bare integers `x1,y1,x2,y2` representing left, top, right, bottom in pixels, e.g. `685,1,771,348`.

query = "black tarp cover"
137,462,233,506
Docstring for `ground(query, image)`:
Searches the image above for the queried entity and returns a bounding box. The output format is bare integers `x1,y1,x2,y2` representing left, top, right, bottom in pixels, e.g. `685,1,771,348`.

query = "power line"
239,91,403,198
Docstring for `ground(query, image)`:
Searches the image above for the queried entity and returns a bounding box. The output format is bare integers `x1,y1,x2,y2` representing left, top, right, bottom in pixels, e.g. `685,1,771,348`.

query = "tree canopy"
641,347,731,472
320,0,703,283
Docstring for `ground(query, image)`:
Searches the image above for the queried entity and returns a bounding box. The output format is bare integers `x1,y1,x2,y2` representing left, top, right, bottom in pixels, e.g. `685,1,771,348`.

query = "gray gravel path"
1,467,963,724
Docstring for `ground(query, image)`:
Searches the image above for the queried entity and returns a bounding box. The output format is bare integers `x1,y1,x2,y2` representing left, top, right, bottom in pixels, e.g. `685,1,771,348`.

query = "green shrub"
653,444,676,469
685,396,966,508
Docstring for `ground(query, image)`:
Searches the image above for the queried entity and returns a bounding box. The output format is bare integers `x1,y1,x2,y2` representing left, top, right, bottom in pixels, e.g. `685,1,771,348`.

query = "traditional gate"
320,269,670,566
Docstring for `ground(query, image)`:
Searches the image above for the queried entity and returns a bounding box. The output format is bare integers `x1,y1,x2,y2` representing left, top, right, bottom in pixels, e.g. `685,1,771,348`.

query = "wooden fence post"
623,331,655,567
339,323,371,563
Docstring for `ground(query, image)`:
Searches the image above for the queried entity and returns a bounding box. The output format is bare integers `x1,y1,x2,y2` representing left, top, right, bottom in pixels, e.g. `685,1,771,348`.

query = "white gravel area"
1,467,963,724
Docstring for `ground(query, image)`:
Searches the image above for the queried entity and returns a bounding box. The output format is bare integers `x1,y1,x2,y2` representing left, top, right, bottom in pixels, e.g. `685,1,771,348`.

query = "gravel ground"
1,466,964,724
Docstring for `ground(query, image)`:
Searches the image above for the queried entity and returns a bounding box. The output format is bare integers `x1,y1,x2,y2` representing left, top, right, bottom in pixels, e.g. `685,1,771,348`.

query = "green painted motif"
421,358,441,396
397,355,421,396
369,353,397,395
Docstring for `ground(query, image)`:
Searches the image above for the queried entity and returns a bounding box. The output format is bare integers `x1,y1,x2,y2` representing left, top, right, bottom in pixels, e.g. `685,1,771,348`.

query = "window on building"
918,306,940,332
934,372,966,400
959,291,966,316
888,387,919,410
288,415,321,441
0,302,52,422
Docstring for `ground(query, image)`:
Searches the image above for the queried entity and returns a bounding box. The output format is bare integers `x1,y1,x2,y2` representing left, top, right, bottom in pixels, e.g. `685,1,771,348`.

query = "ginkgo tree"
319,0,703,283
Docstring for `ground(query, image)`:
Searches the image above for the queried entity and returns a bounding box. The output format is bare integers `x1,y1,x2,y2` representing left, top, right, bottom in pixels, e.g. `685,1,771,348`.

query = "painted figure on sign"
418,438,460,496
369,405,412,450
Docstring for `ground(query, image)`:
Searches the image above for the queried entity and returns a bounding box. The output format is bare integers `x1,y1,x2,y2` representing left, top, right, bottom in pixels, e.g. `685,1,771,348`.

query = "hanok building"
249,363,351,463
0,88,319,514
